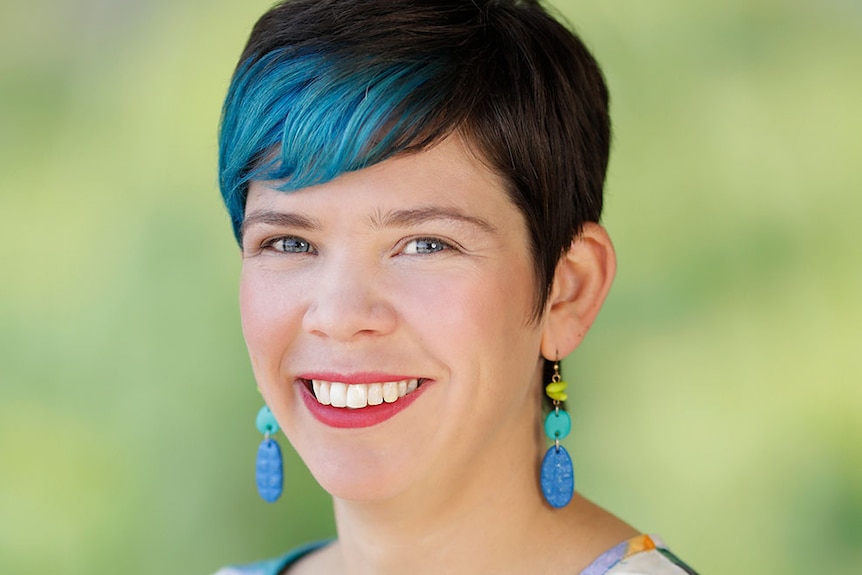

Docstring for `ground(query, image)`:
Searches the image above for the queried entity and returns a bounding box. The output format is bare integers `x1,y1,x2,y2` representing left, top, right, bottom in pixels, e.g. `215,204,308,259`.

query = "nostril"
301,296,399,341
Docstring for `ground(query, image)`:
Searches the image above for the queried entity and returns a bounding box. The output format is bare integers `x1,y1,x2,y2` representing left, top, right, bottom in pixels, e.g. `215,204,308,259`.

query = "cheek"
239,271,302,371
396,261,536,356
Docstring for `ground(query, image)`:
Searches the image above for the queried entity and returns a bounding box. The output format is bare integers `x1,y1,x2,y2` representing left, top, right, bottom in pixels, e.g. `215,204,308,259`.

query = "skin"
240,135,635,575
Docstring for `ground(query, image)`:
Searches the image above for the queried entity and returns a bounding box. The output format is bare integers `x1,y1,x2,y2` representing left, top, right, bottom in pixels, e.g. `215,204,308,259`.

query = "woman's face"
240,136,547,503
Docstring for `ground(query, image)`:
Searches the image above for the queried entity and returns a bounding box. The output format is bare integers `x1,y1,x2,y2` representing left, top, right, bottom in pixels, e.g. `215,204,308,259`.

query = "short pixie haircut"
219,0,610,318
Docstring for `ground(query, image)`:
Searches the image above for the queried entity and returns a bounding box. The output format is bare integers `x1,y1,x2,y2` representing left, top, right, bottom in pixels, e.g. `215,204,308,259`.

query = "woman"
216,0,698,573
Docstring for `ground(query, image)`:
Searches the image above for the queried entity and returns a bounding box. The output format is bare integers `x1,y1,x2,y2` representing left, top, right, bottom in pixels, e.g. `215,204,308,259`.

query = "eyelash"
258,235,457,256
401,237,453,255
262,236,316,254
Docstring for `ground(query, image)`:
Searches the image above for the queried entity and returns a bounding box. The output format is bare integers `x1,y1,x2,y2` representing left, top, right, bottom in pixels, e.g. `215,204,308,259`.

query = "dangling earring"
255,405,283,503
540,360,574,508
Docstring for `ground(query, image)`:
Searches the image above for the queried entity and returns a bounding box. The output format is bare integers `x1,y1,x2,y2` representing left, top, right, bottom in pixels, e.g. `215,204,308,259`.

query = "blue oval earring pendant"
540,361,574,508
255,405,283,503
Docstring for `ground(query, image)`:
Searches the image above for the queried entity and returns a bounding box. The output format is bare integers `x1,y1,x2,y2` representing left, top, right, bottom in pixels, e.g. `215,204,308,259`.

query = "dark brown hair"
221,0,610,320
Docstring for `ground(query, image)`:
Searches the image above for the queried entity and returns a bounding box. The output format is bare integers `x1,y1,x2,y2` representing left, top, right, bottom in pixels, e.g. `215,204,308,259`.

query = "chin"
283,378,446,503
305,451,413,503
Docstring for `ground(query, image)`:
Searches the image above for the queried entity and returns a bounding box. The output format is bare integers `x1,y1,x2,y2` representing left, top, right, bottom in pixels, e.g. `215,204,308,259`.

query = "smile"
298,375,431,428
311,379,421,409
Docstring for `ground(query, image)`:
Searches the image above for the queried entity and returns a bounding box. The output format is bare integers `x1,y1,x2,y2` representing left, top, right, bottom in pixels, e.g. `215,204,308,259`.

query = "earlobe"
540,223,616,359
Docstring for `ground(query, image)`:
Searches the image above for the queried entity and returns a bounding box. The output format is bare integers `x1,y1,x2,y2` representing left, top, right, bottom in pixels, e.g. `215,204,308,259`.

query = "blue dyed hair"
219,48,456,241
218,0,611,322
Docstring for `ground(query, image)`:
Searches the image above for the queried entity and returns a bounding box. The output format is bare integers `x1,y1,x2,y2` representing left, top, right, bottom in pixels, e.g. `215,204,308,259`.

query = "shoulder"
213,557,282,575
581,535,699,575
213,541,330,575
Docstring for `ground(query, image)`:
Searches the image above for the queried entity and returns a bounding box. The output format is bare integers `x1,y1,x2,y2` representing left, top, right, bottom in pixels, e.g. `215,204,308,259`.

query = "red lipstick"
296,373,430,429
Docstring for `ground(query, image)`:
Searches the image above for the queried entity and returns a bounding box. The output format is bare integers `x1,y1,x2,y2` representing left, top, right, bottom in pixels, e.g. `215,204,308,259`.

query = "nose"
301,255,397,342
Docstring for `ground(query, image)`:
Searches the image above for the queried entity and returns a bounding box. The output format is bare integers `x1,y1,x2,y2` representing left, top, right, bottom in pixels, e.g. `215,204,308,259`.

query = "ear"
540,222,616,360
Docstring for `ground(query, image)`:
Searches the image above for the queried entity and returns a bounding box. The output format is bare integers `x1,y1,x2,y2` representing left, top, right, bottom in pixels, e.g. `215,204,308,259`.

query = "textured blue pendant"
255,438,283,503
540,445,574,508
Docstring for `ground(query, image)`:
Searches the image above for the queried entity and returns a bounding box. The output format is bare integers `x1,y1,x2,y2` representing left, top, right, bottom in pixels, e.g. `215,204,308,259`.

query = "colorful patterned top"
580,535,697,575
215,534,697,575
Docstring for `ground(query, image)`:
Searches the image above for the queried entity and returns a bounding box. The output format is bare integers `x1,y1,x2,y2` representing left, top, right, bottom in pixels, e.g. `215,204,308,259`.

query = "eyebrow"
240,210,322,240
240,205,498,241
370,206,498,234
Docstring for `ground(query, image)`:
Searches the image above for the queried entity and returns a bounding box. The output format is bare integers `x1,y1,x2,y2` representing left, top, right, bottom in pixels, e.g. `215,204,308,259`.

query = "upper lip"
296,372,425,385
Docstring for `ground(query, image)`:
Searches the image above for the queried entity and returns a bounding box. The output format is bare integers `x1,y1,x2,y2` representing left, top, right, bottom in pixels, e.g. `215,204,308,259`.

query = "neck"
312,389,639,574
325,399,574,575
333,451,548,574
329,494,636,575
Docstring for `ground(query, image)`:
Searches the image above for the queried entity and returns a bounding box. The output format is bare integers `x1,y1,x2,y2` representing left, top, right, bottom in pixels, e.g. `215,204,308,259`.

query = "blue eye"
403,238,449,255
270,237,313,253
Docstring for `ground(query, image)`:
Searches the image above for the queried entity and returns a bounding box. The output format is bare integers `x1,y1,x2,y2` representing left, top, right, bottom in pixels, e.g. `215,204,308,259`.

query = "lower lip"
299,381,430,429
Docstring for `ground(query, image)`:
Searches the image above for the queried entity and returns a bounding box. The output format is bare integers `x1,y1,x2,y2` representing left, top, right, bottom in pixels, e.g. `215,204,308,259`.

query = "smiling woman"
215,1,698,574
241,137,539,450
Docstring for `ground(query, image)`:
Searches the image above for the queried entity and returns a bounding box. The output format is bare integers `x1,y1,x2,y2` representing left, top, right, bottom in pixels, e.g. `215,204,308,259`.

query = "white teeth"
329,382,347,408
315,380,330,405
367,383,383,406
346,384,367,409
311,378,420,409
382,381,399,403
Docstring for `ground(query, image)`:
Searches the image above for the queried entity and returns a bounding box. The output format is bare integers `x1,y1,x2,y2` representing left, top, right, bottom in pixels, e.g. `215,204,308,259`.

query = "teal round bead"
256,405,280,436
544,409,571,440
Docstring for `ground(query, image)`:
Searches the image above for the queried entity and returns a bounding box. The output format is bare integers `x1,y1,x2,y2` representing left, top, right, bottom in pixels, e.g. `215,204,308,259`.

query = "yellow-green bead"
545,381,568,395
548,391,568,402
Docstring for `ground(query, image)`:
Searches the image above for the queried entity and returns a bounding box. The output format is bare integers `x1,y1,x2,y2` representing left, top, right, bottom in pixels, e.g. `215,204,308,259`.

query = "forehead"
245,135,515,217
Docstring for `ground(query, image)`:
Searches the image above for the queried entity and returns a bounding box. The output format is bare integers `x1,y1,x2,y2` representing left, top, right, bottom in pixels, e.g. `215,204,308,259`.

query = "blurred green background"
1,0,860,573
